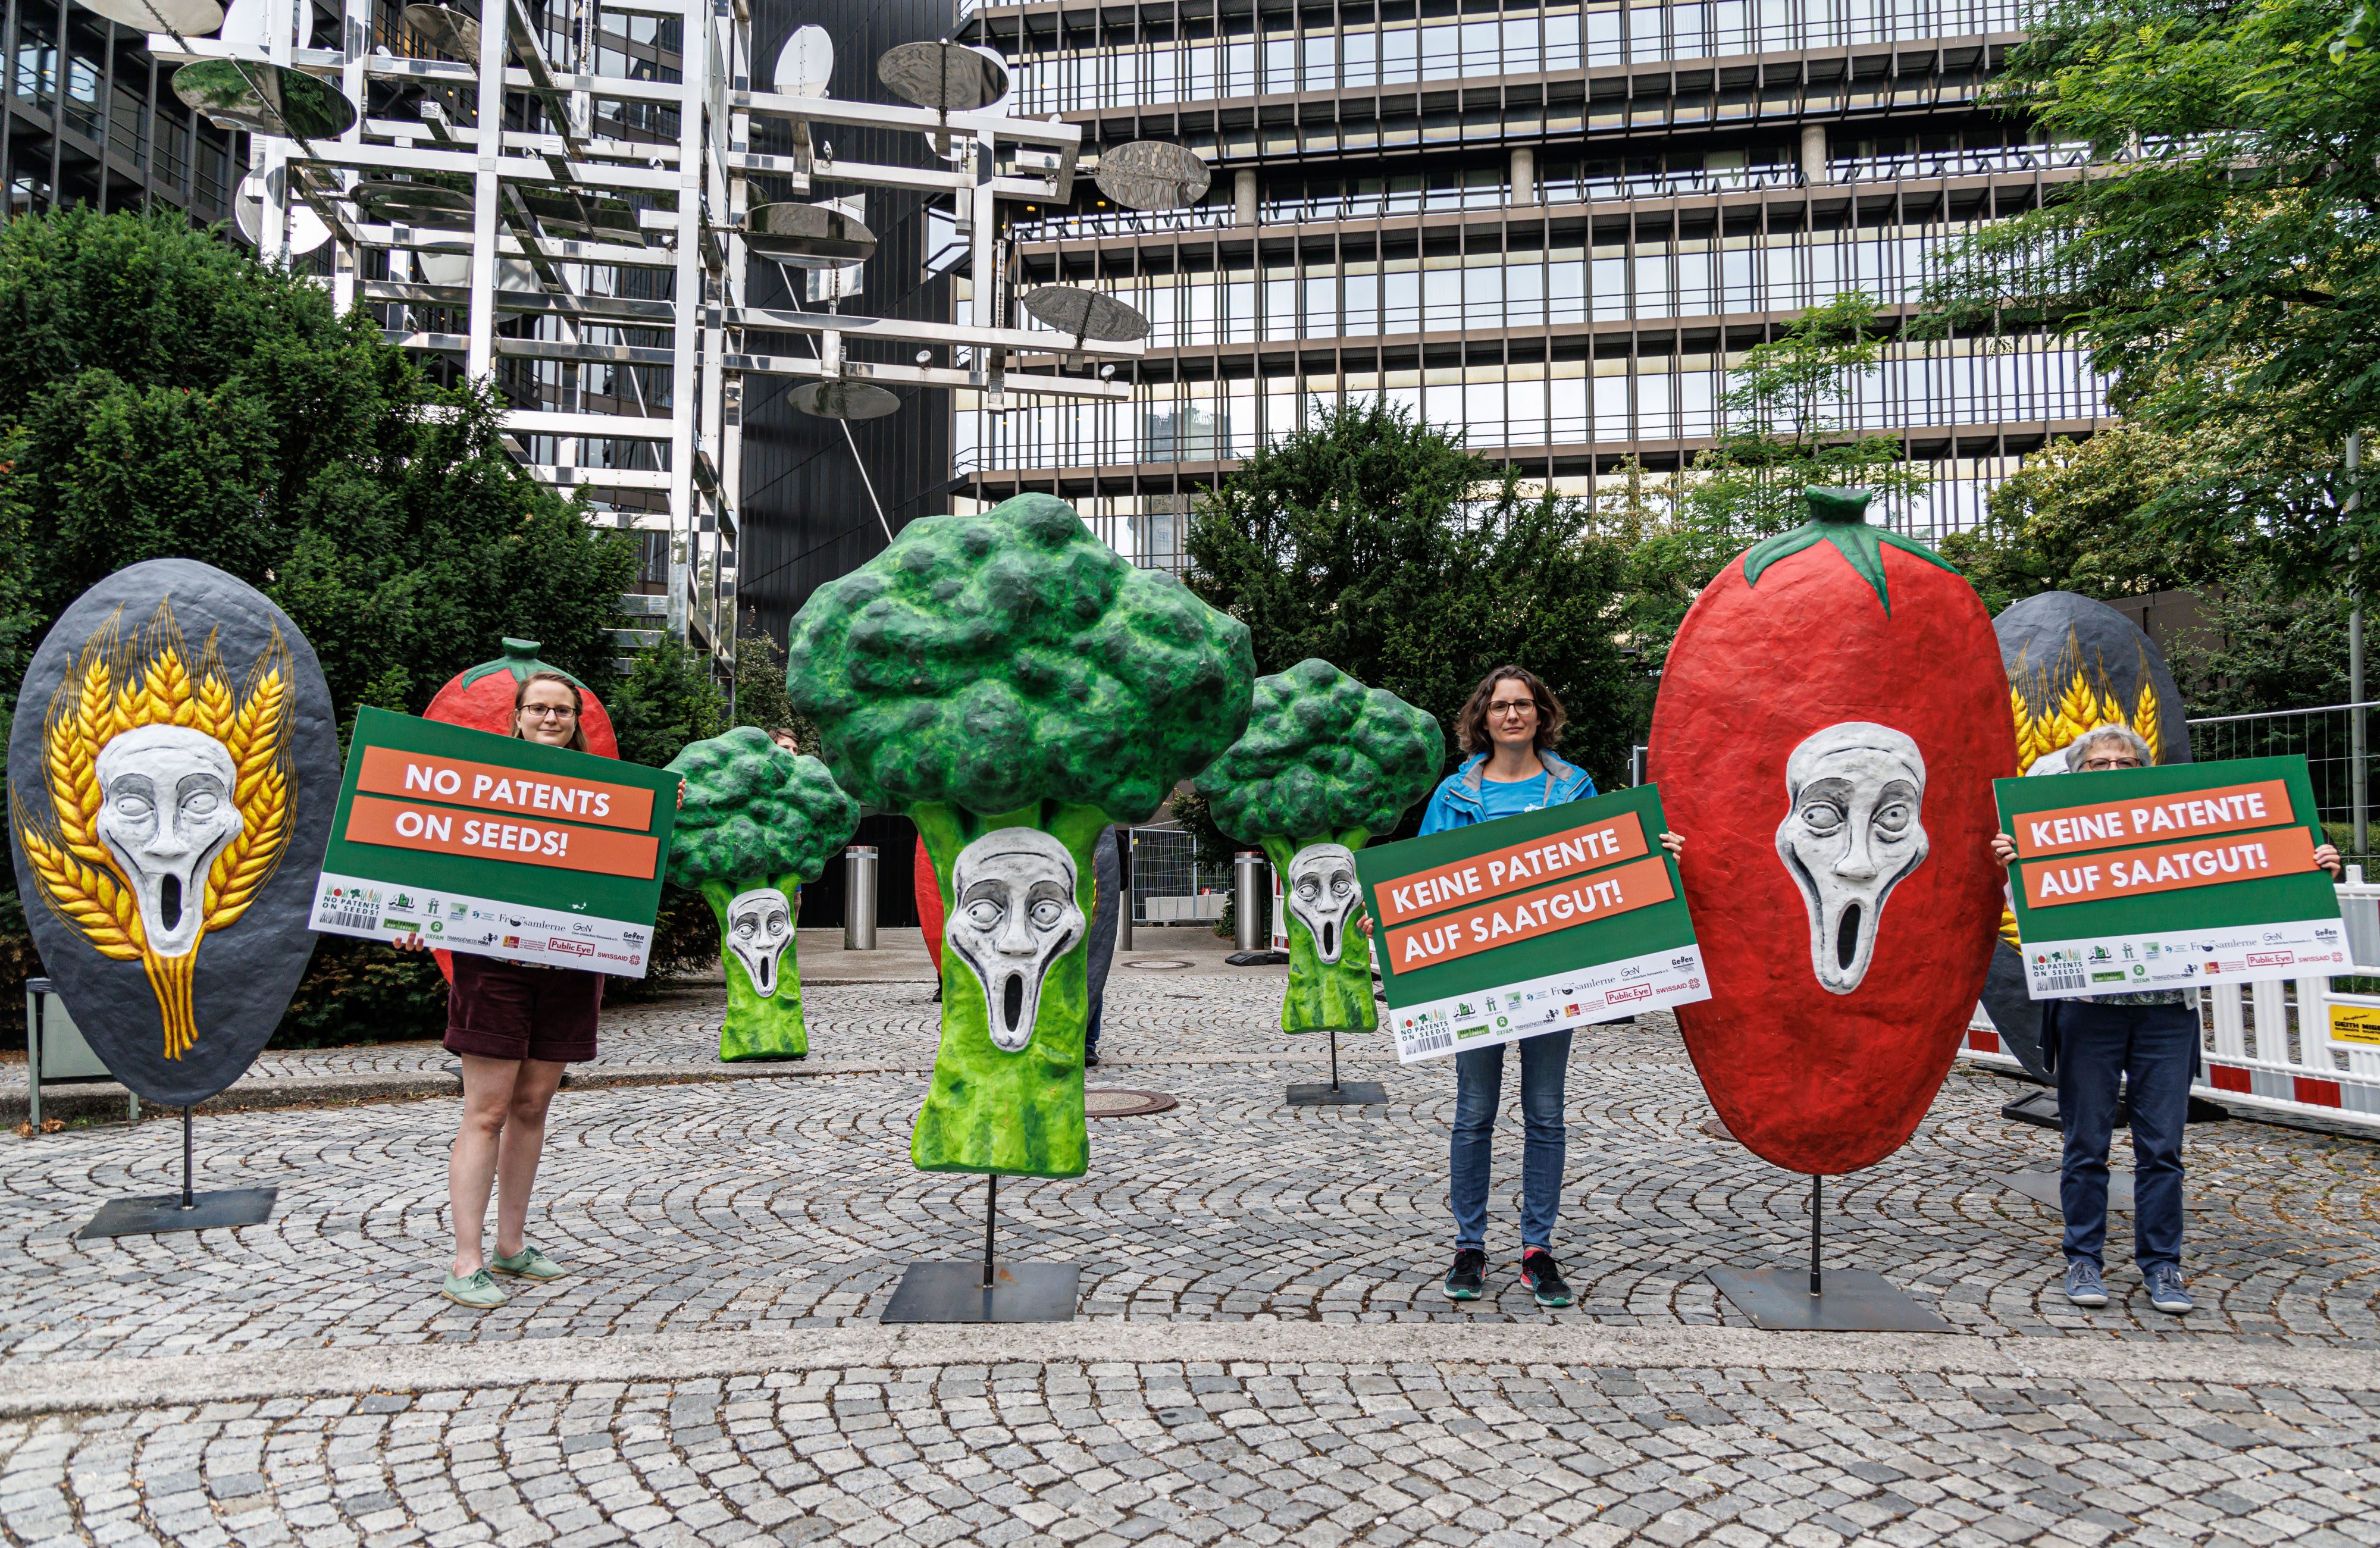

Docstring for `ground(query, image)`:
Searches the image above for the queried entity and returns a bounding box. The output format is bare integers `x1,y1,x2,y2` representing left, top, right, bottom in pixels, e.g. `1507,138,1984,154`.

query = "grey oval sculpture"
9,560,338,1107
1981,590,2192,1080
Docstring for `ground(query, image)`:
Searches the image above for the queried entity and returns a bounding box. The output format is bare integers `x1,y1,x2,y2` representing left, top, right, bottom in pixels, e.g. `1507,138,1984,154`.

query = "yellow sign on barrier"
2329,1005,2380,1046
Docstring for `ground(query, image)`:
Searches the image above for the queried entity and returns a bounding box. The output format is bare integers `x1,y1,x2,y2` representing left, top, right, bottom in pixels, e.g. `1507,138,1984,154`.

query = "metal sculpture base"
882,1175,1078,1324
79,1109,276,1239
2000,1166,2134,1212
1706,1173,1952,1333
1286,1026,1386,1106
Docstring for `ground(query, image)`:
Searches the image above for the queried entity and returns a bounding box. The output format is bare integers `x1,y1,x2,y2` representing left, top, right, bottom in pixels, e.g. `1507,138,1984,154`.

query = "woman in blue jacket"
1417,665,1681,1309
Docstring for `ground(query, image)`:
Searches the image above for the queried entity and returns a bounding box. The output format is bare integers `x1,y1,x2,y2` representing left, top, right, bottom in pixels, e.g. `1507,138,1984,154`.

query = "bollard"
1234,851,1266,952
844,845,879,951
1119,829,1135,951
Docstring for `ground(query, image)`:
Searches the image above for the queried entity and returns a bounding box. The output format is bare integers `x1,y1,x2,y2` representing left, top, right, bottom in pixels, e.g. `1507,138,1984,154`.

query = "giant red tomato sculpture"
1649,488,2014,1175
425,637,619,756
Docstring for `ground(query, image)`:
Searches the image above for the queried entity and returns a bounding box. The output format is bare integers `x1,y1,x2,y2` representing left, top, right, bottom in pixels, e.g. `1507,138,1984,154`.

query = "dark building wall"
740,0,960,645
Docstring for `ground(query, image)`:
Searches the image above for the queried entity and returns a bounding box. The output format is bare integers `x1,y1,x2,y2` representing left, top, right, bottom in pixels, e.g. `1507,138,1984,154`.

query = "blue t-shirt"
1475,772,1558,820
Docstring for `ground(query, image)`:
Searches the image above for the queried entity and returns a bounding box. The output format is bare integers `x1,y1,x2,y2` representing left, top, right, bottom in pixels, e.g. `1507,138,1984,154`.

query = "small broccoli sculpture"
665,727,861,1061
1195,659,1443,1033
788,493,1254,1177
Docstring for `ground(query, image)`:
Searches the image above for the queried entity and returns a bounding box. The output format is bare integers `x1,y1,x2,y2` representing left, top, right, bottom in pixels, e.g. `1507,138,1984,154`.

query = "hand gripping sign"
1354,784,1708,1063
1996,754,2345,1000
309,707,679,976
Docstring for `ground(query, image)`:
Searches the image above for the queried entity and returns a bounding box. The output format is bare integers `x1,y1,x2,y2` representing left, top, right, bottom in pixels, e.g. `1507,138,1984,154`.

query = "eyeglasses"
521,704,578,720
2078,756,2141,771
1487,700,1537,717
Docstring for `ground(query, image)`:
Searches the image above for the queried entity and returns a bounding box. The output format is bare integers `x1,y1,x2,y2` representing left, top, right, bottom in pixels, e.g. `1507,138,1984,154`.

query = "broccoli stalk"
788,493,1253,1177
664,728,860,1061
1194,659,1443,1033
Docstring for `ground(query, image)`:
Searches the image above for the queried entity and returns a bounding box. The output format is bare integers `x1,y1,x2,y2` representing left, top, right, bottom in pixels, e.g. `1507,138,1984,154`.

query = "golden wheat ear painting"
8,561,337,1108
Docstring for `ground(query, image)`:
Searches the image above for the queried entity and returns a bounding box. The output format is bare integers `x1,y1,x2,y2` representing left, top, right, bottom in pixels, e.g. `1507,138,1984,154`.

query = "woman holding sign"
402,672,607,1310
1990,723,2341,1317
1407,666,1683,1309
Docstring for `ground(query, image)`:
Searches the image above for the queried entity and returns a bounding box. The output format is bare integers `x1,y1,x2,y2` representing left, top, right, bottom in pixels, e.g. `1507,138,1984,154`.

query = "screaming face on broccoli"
788,493,1254,1177
1194,659,1443,1033
665,728,861,1060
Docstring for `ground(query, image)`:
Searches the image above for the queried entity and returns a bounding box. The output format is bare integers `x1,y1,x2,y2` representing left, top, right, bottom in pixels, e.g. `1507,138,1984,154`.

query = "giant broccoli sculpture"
788,493,1254,1177
1195,660,1443,1033
665,727,861,1061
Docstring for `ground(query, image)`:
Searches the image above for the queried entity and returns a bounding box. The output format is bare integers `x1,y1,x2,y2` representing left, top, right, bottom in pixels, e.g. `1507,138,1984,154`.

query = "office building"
954,0,2106,568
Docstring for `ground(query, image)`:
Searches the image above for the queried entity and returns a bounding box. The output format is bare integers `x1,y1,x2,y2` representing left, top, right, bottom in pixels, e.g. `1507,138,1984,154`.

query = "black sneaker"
1520,1249,1574,1308
1442,1248,1487,1301
1083,1048,1101,1068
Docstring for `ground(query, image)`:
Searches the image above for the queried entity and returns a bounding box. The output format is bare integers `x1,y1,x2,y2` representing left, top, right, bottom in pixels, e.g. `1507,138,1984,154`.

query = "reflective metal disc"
1094,140,1213,211
745,202,877,268
220,0,310,50
1022,284,1151,344
234,168,331,254
876,39,1008,112
73,0,226,36
400,4,481,60
351,178,474,226
518,187,646,246
791,381,900,420
770,24,832,95
171,59,358,140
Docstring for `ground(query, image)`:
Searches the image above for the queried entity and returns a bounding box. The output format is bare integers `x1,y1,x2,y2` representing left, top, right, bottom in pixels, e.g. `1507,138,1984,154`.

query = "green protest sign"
1996,754,2345,1001
308,707,679,976
1354,784,1706,1063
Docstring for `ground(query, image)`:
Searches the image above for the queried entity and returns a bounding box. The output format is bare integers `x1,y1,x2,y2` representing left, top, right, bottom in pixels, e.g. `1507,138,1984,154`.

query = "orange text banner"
1384,854,1675,972
2011,779,2294,860
1370,811,1649,927
2020,826,2319,910
343,794,660,879
356,745,653,832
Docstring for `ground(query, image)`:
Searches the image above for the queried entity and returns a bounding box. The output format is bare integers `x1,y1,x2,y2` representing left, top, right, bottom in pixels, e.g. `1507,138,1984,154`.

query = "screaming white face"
93,724,244,959
1775,722,1928,995
1286,843,1361,965
725,886,794,998
946,828,1085,1052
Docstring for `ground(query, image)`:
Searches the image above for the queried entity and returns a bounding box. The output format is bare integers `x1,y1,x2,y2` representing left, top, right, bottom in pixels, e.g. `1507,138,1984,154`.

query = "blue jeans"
2052,999,2194,1271
1450,1029,1572,1252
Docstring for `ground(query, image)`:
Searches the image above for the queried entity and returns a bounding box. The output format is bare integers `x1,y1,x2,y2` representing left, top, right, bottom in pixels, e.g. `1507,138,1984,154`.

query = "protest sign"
308,707,678,976
1355,784,1708,1063
1996,755,2345,1001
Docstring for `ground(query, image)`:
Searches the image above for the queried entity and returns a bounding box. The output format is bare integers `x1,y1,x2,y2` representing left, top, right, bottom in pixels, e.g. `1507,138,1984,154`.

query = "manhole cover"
1125,958,1193,970
1085,1088,1177,1118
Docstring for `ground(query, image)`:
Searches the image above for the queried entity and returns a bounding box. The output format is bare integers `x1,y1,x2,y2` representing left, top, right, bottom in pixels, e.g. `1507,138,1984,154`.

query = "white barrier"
1962,877,2380,1131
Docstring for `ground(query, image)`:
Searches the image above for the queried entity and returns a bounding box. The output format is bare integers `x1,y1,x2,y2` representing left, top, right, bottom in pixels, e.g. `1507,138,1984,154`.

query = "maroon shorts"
444,954,603,1063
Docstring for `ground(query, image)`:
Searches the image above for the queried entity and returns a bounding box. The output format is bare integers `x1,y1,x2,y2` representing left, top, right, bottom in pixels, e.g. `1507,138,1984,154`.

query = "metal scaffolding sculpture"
121,0,1155,666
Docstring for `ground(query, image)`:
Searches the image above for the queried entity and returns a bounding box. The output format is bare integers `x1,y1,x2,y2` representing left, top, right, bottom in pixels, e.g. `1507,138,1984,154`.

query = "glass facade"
958,0,2099,558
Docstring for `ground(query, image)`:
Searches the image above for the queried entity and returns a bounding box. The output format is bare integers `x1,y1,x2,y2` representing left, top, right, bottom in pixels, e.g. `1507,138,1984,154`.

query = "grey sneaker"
2063,1259,2108,1307
2144,1262,2194,1315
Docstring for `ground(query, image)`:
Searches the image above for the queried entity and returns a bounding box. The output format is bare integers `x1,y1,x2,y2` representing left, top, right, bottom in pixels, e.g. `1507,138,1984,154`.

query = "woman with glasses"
403,672,609,1309
1990,723,2341,1317
1412,665,1683,1310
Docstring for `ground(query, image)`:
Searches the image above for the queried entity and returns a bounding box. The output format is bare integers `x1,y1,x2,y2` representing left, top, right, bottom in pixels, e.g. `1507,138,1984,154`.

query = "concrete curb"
6,1321,2376,1418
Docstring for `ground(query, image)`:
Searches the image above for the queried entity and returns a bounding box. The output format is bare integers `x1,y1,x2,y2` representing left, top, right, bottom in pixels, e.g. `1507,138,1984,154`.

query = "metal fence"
2187,701,2375,863
1126,827,1226,923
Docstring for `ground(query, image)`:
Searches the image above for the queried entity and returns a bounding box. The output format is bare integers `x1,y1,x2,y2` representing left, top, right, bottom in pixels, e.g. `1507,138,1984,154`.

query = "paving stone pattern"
4,1362,2377,1547
7,976,2379,1359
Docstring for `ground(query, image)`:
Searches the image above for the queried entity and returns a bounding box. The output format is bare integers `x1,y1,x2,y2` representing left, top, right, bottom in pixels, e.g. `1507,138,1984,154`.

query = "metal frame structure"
144,0,1142,667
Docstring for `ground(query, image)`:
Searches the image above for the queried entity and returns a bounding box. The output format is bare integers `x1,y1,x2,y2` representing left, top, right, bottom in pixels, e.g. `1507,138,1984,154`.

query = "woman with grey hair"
1990,725,2341,1316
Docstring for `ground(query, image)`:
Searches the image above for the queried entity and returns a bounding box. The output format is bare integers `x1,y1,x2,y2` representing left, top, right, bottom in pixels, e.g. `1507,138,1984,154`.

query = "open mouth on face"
1836,903,1862,973
1001,972,1025,1035
1320,920,1337,957
160,875,184,934
751,959,775,994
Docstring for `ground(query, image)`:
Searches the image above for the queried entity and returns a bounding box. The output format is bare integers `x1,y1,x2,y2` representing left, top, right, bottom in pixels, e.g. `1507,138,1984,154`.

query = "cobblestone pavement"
5,973,2380,1544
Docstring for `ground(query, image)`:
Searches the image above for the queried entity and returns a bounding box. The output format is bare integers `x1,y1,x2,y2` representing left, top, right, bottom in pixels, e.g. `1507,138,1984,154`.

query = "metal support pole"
981,1174,997,1289
1327,1026,1341,1093
1808,1173,1822,1296
181,1107,195,1209
1118,829,1135,952
2352,431,2368,858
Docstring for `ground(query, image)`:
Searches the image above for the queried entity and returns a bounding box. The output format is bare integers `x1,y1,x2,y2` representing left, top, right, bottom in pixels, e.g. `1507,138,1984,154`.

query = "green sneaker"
441,1267,509,1309
488,1244,565,1281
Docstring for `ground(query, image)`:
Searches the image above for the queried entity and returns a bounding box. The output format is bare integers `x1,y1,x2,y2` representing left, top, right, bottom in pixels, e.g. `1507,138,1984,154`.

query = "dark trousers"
1450,1029,1573,1251
2052,999,2194,1271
